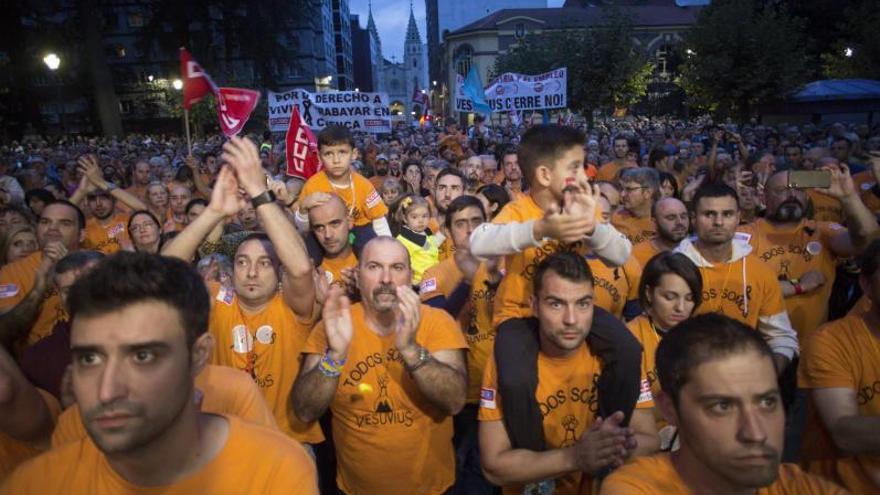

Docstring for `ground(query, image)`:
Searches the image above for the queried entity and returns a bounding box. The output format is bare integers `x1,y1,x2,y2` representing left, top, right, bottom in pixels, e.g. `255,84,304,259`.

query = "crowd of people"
0,114,878,494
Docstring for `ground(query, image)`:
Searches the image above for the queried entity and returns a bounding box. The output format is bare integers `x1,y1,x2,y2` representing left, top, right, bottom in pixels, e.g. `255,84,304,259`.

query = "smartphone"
788,170,831,189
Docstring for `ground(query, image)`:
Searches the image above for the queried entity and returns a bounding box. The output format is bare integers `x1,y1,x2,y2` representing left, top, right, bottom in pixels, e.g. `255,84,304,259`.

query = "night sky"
348,0,565,62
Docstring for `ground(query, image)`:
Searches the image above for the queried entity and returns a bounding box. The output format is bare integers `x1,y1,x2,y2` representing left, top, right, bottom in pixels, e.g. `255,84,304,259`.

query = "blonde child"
394,194,444,285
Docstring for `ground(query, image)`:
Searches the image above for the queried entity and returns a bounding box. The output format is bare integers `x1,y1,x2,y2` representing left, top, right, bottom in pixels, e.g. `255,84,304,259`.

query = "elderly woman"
0,224,38,266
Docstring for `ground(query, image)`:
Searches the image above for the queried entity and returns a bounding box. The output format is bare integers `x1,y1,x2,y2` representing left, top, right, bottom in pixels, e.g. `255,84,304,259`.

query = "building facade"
441,3,700,116
1,0,344,136
332,0,355,90
425,0,547,83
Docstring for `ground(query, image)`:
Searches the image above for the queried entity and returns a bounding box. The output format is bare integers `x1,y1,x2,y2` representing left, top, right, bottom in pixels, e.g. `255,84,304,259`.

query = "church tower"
367,1,384,91
403,2,428,115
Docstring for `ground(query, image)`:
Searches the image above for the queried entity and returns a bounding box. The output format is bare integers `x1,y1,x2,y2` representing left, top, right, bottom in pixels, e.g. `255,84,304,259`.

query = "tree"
493,8,652,124
785,0,880,80
678,0,810,119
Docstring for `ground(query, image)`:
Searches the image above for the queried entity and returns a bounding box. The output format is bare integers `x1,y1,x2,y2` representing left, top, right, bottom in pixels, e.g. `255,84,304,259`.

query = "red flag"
215,87,260,137
179,48,218,110
285,106,321,180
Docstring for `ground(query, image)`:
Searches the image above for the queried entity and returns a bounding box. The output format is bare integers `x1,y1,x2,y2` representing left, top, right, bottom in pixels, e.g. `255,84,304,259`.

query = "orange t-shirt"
692,252,786,330
491,195,595,327
420,258,499,403
808,190,845,224
799,313,880,494
0,252,65,346
51,364,278,448
611,209,655,245
631,239,664,269
427,218,456,261
1,415,318,495
302,303,468,495
208,285,322,444
0,389,60,479
479,343,654,495
82,213,130,254
741,219,841,337
599,453,848,494
586,255,641,319
319,250,358,288
300,171,388,227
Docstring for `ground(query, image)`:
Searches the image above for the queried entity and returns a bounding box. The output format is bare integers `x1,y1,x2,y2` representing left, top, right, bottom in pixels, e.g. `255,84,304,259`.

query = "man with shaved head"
291,236,469,495
631,197,690,267
308,194,358,289
742,166,877,337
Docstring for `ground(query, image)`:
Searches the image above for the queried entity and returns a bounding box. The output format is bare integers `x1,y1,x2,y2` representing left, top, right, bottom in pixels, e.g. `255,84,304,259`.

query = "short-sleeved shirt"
302,303,467,495
691,251,786,330
611,209,655,245
300,171,387,227
208,285,322,444
740,219,842,336
2,415,318,495
491,196,594,327
808,190,845,224
51,364,278,448
319,250,358,288
799,313,880,494
599,453,848,495
479,342,654,495
586,255,641,319
420,258,499,403
0,252,65,346
82,213,130,254
631,239,664,269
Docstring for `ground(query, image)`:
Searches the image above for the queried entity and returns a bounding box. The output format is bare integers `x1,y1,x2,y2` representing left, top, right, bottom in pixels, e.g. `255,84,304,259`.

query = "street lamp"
43,53,61,71
43,53,63,134
844,47,854,57
147,74,154,82
172,79,183,90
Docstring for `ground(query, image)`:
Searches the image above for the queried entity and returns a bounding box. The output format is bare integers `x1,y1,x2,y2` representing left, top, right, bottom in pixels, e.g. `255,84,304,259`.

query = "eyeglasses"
622,186,646,194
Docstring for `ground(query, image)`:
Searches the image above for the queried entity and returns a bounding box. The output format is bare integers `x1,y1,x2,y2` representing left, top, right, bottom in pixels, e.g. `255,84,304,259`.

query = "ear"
644,286,654,307
190,332,214,378
530,293,538,316
656,390,680,428
534,164,552,189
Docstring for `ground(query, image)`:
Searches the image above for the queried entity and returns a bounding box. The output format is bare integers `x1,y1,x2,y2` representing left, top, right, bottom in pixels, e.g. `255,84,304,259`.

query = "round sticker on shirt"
806,241,822,255
255,325,275,345
324,270,335,285
231,324,253,354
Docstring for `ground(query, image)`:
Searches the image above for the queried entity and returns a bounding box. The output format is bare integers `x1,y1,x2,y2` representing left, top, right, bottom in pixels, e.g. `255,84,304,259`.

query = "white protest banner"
268,89,391,133
453,74,474,113
484,68,567,112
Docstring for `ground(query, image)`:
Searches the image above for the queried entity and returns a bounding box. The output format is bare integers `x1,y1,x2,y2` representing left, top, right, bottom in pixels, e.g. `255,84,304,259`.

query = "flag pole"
184,108,192,156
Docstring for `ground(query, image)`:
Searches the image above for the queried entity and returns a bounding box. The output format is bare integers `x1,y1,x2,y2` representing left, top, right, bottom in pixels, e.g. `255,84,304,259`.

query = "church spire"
405,2,421,44
367,1,382,57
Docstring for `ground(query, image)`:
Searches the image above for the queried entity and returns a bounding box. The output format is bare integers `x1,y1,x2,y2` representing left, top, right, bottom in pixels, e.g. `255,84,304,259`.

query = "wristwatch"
250,189,276,209
404,346,433,373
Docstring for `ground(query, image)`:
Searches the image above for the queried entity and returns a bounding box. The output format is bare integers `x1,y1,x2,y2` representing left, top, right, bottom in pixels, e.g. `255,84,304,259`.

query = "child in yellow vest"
395,194,443,285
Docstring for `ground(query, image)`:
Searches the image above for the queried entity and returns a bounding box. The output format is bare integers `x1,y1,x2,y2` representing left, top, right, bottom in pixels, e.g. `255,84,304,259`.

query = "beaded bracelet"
318,349,346,378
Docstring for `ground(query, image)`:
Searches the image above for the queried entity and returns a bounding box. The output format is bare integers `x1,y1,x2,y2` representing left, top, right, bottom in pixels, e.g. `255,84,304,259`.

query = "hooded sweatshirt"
674,235,799,360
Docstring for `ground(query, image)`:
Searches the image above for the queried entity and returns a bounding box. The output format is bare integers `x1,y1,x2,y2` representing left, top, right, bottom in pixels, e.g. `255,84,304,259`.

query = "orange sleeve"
0,258,36,309
359,176,388,220
774,463,851,494
203,367,279,430
477,355,503,422
491,200,524,225
418,265,448,302
302,320,328,356
420,306,468,353
800,321,857,389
